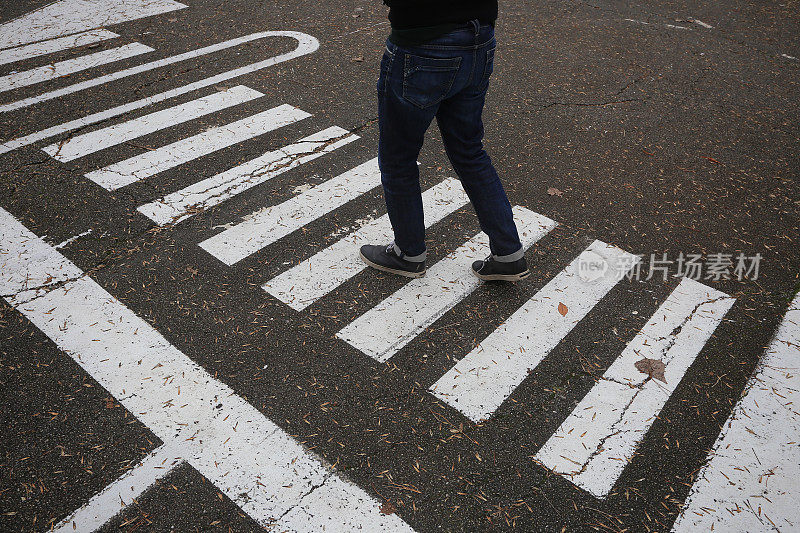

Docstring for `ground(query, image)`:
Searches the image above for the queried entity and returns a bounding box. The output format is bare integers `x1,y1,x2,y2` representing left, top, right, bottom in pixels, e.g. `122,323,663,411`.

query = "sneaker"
360,244,426,278
471,255,529,281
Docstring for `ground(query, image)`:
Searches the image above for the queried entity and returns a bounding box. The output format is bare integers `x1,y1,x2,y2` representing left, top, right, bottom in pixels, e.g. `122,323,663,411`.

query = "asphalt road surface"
1,0,798,532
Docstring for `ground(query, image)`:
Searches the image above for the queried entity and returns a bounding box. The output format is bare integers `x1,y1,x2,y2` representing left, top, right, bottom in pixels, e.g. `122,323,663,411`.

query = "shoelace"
475,255,493,273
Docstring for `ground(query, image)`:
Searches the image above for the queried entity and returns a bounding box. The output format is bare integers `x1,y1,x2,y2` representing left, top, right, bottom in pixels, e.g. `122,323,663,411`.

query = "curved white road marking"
0,31,319,114
0,31,320,154
0,207,415,532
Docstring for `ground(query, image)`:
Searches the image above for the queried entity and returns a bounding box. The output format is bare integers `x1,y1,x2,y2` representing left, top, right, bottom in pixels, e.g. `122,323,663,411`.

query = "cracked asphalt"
1,0,798,531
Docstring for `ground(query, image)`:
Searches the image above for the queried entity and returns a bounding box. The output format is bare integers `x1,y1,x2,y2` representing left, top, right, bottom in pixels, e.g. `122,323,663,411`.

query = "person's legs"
367,22,524,280
377,40,442,261
434,34,523,262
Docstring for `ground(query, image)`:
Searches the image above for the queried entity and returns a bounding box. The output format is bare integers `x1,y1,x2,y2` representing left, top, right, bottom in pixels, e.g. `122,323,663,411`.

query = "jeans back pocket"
402,53,462,109
482,46,496,85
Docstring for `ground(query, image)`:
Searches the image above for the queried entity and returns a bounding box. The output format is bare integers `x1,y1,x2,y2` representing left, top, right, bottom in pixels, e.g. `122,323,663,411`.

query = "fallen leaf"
351,56,365,62
380,500,396,515
547,187,564,197
635,358,667,383
557,302,568,316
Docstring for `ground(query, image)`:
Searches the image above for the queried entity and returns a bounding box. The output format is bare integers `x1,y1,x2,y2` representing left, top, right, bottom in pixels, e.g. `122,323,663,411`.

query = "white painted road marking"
51,444,184,533
625,18,690,30
692,19,714,29
0,0,186,50
54,228,93,249
138,126,358,226
262,178,470,311
0,31,319,154
85,104,311,190
0,207,415,532
0,31,317,114
0,29,120,67
337,207,557,362
535,277,734,498
430,241,639,422
42,85,263,162
672,290,798,532
200,157,380,265
0,42,154,93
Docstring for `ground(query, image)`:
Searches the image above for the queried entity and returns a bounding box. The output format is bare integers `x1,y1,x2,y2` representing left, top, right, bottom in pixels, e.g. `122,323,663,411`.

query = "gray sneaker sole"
360,251,426,279
471,268,530,282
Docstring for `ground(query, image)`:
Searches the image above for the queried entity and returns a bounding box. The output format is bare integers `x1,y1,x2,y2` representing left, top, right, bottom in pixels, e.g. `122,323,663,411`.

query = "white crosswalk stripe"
672,290,797,532
0,0,185,50
42,85,264,162
430,241,639,422
0,29,120,66
137,126,358,226
0,42,154,93
262,177,470,311
200,157,381,265
534,277,734,498
337,206,557,362
85,104,311,190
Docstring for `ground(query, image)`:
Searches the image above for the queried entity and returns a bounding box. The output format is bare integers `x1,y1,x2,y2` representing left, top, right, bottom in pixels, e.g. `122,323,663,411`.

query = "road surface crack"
565,295,730,475
271,471,334,523
157,129,355,225
1,271,90,304
0,157,53,177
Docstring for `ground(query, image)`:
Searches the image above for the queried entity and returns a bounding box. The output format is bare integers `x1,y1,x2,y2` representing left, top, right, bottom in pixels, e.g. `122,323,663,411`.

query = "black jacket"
383,0,498,30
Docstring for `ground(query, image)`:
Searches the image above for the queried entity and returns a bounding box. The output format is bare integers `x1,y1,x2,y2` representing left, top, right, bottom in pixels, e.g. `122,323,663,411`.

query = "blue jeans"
377,20,523,262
